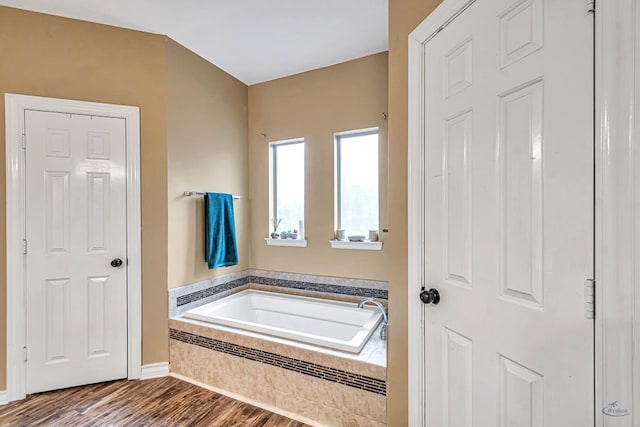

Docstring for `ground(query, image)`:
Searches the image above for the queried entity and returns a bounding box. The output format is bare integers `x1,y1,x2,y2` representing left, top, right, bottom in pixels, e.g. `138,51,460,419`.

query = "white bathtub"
184,290,383,353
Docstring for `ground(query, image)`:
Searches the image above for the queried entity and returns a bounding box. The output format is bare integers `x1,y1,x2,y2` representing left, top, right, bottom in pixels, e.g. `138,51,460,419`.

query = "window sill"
329,240,383,251
264,238,308,248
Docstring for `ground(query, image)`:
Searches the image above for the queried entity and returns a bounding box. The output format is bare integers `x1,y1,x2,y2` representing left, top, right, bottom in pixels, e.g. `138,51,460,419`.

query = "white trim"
264,238,308,247
409,0,476,45
140,362,170,380
595,1,639,424
4,94,142,402
169,373,323,427
408,1,476,425
0,391,8,406
333,126,380,137
328,240,382,250
407,10,426,427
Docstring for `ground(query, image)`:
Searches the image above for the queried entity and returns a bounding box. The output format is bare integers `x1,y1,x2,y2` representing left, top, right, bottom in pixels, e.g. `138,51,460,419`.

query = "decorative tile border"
169,270,252,317
170,328,387,396
249,269,388,291
249,276,387,300
172,270,388,315
176,276,251,306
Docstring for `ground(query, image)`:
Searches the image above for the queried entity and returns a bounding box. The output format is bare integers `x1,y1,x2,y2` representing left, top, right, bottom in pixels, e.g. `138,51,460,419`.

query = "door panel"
443,327,473,427
422,0,594,425
498,79,544,308
444,109,473,288
25,111,128,394
497,354,544,427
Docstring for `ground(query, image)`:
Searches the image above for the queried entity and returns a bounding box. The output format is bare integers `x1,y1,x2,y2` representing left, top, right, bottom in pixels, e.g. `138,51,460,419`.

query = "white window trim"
264,238,308,247
4,94,142,402
334,127,381,237
329,240,382,251
268,138,305,241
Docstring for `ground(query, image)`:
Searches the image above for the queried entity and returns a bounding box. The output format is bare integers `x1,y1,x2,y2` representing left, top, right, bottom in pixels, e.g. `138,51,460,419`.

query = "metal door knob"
110,258,123,268
420,288,440,305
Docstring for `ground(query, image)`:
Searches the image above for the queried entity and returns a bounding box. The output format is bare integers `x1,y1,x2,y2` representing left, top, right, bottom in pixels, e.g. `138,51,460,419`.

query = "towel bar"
184,191,241,199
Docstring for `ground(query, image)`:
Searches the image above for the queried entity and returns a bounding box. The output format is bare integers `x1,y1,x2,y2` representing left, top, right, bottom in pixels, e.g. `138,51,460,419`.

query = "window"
335,129,379,237
270,140,304,235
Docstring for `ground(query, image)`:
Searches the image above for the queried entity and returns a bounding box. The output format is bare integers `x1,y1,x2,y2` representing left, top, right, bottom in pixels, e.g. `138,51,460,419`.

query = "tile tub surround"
169,269,388,317
170,318,387,426
170,329,386,395
169,270,252,317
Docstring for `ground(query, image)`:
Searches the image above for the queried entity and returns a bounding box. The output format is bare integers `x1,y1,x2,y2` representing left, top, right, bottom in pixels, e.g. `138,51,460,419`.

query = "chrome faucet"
358,298,388,340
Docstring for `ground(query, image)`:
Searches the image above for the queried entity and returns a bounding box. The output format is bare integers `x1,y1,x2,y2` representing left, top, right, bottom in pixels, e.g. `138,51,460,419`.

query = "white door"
421,0,593,425
25,110,128,393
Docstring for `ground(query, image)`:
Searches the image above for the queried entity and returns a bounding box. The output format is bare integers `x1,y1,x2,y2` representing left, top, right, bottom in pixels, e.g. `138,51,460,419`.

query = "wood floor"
0,376,307,426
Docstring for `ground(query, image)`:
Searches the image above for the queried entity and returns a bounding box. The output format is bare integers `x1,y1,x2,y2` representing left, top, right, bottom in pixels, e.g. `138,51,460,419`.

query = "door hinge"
22,239,27,255
21,134,26,150
586,0,595,14
585,279,595,319
23,346,27,362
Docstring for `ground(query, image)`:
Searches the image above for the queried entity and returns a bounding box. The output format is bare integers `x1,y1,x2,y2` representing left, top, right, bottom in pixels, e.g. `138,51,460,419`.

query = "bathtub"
183,289,383,353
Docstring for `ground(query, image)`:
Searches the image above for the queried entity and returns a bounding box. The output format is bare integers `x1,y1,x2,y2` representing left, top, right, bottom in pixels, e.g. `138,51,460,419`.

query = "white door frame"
5,94,142,402
408,0,635,425
594,0,640,424
408,2,482,423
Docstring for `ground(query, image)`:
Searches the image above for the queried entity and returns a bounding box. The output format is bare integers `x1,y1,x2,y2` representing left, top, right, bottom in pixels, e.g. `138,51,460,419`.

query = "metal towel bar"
184,191,240,199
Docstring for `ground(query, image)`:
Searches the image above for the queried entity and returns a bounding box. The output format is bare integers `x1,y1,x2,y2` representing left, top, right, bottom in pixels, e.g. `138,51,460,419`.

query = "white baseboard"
169,373,322,427
0,390,8,405
140,362,170,380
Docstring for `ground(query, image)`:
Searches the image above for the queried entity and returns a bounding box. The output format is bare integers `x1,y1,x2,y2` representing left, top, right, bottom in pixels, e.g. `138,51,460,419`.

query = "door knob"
420,287,440,305
110,258,123,268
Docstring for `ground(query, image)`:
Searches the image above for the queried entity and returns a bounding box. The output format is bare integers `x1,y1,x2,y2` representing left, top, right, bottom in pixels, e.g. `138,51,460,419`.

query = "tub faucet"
358,298,388,340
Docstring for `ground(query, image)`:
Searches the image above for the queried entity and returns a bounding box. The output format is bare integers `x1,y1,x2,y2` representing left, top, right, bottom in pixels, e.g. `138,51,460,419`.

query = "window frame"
334,128,380,233
269,138,305,235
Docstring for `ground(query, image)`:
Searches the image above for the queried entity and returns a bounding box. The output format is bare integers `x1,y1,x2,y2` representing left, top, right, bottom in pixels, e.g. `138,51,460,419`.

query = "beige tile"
171,318,386,379
272,368,319,396
220,373,277,406
276,390,344,426
270,368,385,422
172,339,279,406
276,390,388,427
235,358,280,390
170,319,387,424
337,387,386,423
274,368,335,404
340,413,387,427
301,377,385,423
170,340,224,386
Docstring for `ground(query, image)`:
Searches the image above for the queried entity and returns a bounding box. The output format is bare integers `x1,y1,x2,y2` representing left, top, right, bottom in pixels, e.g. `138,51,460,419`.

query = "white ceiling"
0,0,388,85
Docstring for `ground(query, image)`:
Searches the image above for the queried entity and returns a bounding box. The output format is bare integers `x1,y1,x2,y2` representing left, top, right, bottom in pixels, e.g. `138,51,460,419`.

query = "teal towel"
204,192,239,268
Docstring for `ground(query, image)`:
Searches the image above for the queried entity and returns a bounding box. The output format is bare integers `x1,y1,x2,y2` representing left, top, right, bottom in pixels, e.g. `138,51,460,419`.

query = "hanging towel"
204,192,239,268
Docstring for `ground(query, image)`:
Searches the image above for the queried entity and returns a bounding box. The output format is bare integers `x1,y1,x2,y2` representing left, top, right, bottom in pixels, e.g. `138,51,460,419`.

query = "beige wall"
248,53,389,281
0,4,440,423
0,6,169,388
166,40,249,289
386,1,442,425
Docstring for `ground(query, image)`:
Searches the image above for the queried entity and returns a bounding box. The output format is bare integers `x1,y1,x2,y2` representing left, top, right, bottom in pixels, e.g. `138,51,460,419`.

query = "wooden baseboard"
140,362,170,380
169,373,323,427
